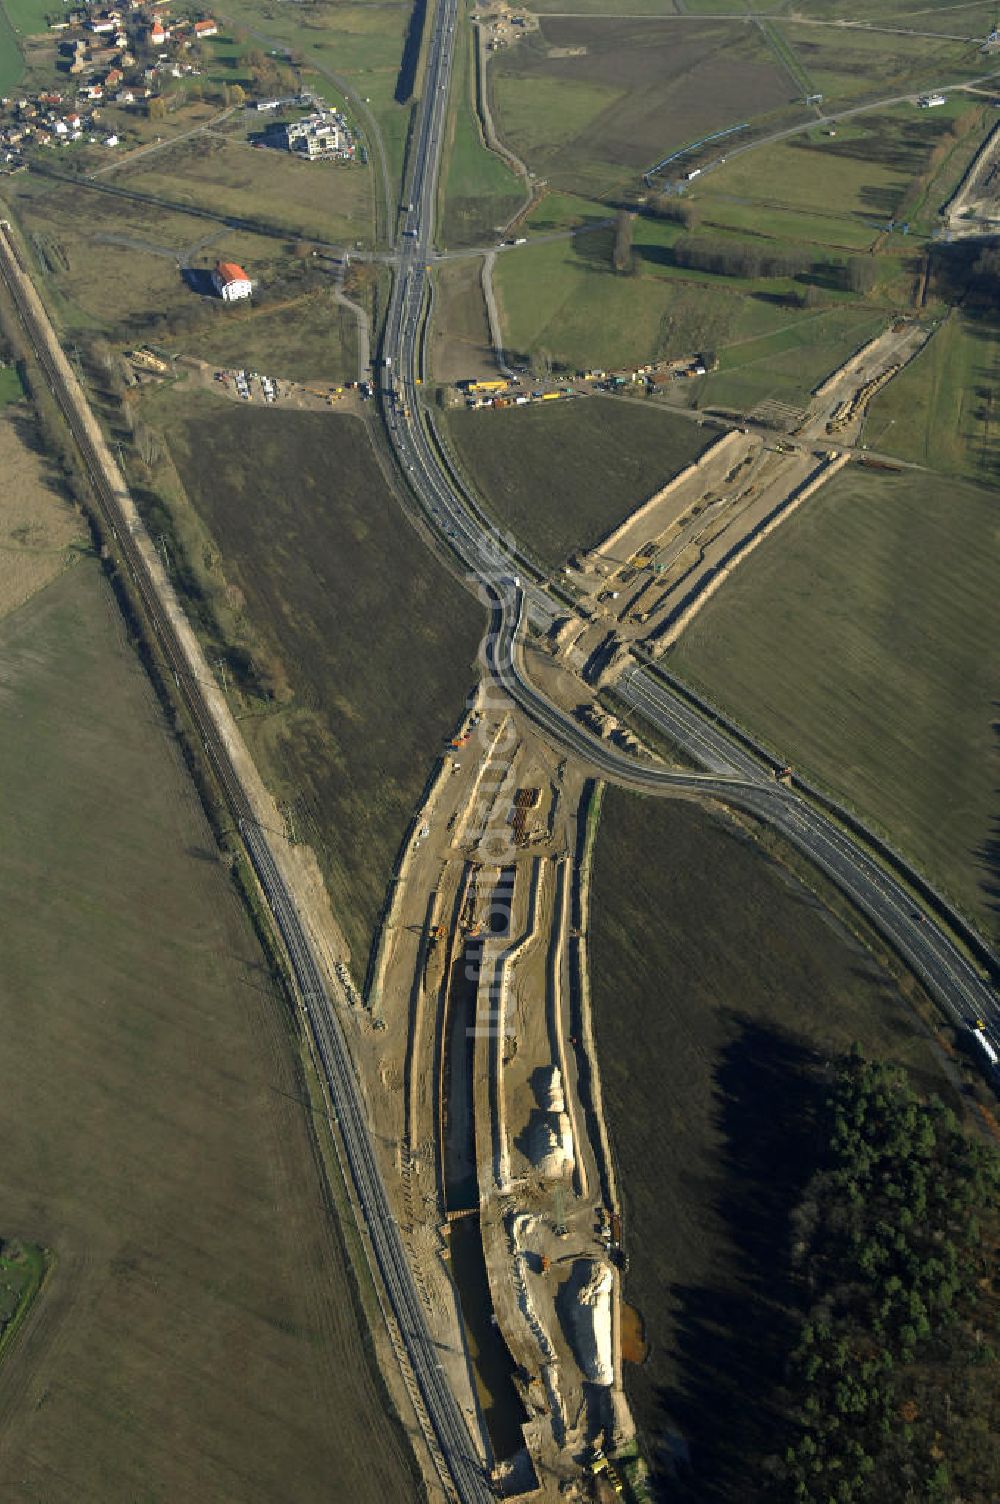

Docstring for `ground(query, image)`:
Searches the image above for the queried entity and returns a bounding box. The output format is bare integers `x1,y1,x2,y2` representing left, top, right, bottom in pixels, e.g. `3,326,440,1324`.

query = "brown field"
443,396,712,569
117,133,372,246
491,20,793,195
0,558,421,1502
590,792,952,1501
0,404,84,618
669,464,1000,944
149,396,484,972
430,256,496,385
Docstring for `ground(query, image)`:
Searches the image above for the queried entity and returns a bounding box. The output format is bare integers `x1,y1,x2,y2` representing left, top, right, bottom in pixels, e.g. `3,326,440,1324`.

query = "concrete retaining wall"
593,428,746,562
652,452,850,653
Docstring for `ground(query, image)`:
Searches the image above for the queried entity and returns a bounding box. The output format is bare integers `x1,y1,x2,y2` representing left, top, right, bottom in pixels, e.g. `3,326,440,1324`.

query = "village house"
212,260,252,301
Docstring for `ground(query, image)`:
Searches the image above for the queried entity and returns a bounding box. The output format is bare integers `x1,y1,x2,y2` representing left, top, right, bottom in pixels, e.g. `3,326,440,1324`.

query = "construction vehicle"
969,1020,999,1067
589,1451,624,1494
465,378,508,394
128,347,169,374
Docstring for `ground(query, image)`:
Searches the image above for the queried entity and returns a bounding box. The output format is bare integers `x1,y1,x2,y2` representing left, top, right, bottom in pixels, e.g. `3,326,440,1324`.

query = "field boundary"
637,652,1000,982
650,451,850,651
472,19,534,232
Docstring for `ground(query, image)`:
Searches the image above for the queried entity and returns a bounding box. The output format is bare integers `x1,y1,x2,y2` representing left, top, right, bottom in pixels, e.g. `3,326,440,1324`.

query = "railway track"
0,217,493,1504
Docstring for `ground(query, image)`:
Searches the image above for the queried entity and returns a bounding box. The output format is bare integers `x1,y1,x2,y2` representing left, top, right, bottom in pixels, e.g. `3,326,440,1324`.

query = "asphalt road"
377,7,1000,1083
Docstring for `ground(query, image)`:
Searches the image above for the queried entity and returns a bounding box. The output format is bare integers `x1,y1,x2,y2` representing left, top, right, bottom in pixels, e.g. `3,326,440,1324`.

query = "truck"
968,1020,999,1067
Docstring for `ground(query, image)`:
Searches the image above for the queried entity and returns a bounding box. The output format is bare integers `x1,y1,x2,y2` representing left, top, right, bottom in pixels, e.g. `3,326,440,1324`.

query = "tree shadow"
974,711,1000,923
646,1017,827,1502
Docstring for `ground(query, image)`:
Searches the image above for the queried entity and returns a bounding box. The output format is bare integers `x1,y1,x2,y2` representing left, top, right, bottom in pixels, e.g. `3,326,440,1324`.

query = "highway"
7,2,997,1496
375,0,1000,1079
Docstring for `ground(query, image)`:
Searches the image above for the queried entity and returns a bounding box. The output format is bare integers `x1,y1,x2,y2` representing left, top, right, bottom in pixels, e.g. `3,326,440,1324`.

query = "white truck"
968,1020,999,1067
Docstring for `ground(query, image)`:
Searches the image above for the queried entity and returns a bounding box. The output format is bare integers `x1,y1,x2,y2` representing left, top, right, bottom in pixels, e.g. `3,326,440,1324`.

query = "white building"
212,260,252,301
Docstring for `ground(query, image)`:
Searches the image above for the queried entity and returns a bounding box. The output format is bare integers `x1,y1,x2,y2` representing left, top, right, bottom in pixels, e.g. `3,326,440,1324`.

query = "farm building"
212,261,252,301
193,18,218,38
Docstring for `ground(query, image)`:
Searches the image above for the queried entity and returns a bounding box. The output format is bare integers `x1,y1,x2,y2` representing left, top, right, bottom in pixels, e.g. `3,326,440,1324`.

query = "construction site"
551,320,929,686
343,316,940,1501
126,348,369,413
943,121,1000,233
349,683,652,1500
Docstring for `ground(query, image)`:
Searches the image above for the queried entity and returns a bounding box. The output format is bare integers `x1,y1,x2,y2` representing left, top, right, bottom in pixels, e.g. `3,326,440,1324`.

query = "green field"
494,229,679,369
494,224,889,394
1,0,50,34
0,3,24,92
590,792,952,1499
699,302,888,412
694,119,932,225
670,464,1000,942
0,363,23,405
440,8,523,247
151,398,483,970
183,285,358,384
490,18,791,198
863,313,1000,482
689,101,991,246
443,396,711,568
0,1240,47,1366
0,559,420,1502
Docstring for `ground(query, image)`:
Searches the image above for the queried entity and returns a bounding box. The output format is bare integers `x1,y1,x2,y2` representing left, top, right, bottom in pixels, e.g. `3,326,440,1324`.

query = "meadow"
200,0,418,213
0,558,421,1502
116,133,373,246
670,463,1000,943
440,7,523,247
430,255,496,383
2,174,293,337
862,312,1000,484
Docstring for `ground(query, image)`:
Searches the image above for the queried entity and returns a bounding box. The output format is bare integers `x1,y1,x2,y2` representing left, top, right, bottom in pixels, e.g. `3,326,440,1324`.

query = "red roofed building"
212,260,252,301
193,18,218,37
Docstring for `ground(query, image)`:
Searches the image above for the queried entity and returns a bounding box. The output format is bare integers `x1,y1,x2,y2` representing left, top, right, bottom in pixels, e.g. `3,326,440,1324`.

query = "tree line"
609,197,878,294
767,1052,999,1504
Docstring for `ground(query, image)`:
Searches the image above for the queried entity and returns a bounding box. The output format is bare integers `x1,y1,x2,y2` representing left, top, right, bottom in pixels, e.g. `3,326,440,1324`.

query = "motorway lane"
367,2,1000,1479
379,33,1000,1059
